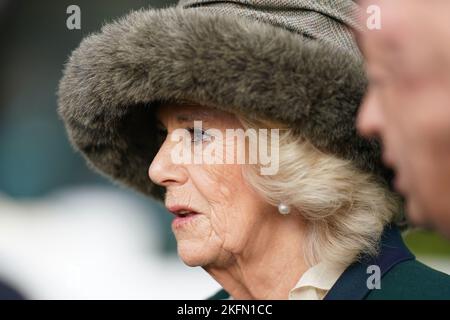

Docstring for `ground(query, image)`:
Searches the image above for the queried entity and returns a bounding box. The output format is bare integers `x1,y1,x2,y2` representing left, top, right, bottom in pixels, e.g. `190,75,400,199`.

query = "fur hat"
58,0,391,200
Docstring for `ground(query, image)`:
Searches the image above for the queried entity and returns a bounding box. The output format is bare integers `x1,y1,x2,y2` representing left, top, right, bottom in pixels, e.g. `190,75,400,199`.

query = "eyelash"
187,127,211,144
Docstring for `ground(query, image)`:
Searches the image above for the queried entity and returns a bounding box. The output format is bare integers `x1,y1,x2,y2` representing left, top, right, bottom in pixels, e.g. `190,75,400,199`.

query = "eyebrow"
156,105,218,127
176,111,214,123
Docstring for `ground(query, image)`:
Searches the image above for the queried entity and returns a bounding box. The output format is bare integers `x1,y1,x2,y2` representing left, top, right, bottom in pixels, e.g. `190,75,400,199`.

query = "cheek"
189,164,261,250
399,113,450,180
379,95,420,169
378,82,416,132
385,84,450,156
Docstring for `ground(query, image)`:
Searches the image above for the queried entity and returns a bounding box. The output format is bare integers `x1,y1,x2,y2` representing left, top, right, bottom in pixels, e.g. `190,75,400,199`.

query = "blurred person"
59,1,450,299
357,0,450,238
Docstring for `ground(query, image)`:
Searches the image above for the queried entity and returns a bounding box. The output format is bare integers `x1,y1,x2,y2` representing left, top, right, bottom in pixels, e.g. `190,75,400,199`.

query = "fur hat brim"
58,7,388,200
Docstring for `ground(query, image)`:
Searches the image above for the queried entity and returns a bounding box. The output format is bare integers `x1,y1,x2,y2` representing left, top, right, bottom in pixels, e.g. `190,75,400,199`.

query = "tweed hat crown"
58,0,390,199
179,0,361,54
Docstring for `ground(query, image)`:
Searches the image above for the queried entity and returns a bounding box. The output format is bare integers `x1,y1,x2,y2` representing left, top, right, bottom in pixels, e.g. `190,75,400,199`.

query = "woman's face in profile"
148,103,277,268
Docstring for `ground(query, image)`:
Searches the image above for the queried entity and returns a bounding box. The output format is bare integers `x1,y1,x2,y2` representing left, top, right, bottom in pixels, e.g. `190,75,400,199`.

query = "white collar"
288,262,347,300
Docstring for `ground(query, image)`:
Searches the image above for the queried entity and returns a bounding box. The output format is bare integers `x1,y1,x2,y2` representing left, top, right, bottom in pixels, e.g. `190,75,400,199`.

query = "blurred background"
0,0,449,299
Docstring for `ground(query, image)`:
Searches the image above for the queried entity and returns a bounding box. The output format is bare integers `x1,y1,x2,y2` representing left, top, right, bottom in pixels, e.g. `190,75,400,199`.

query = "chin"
406,197,432,229
176,242,215,267
179,256,204,267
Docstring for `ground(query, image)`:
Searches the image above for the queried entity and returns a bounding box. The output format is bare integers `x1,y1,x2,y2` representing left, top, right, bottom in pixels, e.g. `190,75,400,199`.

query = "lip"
166,204,202,215
166,204,202,229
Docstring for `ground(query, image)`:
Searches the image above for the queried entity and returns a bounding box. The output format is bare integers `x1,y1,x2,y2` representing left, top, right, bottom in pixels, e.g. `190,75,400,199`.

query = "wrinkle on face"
149,103,310,299
151,103,273,267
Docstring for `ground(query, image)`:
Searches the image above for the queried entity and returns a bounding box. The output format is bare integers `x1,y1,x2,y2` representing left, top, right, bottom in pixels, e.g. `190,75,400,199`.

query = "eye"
187,127,211,144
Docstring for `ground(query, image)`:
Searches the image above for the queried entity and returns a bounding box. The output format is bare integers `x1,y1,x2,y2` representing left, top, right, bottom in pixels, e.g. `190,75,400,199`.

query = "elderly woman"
58,0,450,299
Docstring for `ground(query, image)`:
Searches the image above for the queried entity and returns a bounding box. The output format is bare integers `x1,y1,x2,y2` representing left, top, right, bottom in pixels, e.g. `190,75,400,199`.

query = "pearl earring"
278,202,290,215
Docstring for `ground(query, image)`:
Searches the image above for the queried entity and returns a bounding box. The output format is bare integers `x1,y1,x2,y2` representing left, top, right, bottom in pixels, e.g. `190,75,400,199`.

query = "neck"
204,214,309,299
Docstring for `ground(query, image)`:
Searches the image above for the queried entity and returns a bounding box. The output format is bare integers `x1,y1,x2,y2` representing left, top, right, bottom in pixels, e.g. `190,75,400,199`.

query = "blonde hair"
237,114,403,268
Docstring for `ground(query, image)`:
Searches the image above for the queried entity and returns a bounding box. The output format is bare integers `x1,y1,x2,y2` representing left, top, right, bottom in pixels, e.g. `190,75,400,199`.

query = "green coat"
208,226,450,300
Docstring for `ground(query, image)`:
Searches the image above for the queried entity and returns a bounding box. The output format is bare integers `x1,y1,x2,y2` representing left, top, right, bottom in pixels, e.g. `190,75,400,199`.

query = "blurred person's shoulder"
0,279,25,300
367,259,450,300
207,289,230,300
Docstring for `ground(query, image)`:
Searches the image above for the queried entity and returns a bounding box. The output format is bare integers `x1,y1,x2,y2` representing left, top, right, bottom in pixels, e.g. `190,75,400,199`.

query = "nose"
357,88,384,139
148,139,188,188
